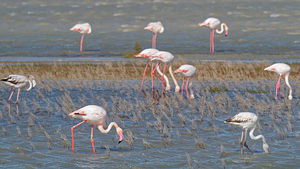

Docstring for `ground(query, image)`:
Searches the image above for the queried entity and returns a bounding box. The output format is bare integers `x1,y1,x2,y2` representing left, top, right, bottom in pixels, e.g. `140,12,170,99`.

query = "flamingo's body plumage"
1,74,36,103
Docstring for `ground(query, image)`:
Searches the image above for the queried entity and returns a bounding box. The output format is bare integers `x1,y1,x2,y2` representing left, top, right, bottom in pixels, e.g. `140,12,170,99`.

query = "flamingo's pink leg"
15,88,21,103
140,60,149,91
71,120,87,152
153,73,166,86
212,29,215,53
186,77,190,99
152,63,160,73
210,29,213,53
91,124,95,153
80,33,84,52
275,75,281,100
181,77,185,96
151,62,154,91
8,88,15,102
161,64,167,93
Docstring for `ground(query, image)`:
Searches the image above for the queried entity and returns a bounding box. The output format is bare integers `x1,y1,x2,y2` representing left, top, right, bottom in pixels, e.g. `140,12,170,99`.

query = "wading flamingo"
135,48,169,91
224,112,269,154
144,21,164,49
198,18,228,53
150,51,180,93
264,63,292,100
174,65,196,99
1,75,36,103
70,23,92,52
69,105,123,153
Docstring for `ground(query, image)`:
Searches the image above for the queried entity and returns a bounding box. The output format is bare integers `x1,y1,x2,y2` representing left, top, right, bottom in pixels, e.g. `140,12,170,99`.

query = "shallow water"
0,80,299,168
0,0,299,61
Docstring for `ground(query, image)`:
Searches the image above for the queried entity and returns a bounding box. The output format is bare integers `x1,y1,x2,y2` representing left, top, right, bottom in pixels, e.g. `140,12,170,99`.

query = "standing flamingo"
69,105,124,153
198,18,228,53
1,75,36,103
224,112,269,154
150,51,180,93
70,23,92,52
135,48,169,91
144,21,164,49
174,65,196,99
264,63,292,100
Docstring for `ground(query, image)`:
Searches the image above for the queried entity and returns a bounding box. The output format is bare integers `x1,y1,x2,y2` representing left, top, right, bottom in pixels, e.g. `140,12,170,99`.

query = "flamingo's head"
117,127,124,144
224,24,229,37
263,143,269,153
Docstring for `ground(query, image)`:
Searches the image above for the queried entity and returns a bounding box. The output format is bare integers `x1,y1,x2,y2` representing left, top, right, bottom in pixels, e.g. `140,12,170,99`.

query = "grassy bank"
0,61,299,81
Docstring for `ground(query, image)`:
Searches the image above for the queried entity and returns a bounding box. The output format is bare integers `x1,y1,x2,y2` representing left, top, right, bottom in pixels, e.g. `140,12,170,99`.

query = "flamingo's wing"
1,75,27,84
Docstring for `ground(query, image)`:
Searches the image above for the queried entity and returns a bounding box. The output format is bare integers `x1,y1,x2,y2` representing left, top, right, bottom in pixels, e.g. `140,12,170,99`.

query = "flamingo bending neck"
249,127,269,153
284,73,293,100
216,23,228,35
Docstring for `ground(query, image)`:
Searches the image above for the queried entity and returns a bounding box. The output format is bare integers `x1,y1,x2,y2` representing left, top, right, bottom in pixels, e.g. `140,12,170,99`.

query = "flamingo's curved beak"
225,31,229,37
117,127,123,144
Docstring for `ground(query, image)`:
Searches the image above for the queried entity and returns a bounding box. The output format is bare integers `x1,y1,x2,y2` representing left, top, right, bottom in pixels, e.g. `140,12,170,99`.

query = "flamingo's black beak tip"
118,140,122,144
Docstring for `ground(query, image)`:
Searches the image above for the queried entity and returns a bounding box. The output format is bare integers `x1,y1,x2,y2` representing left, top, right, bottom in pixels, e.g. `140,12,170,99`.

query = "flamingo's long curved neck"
156,65,170,89
249,126,268,150
97,122,119,134
216,23,227,34
169,65,180,91
284,73,293,100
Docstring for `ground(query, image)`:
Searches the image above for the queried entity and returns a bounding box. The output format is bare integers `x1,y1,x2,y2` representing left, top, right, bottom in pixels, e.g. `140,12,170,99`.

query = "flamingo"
69,105,124,153
198,17,228,53
1,75,36,103
224,112,269,154
144,21,164,49
264,63,292,100
135,48,169,91
174,65,196,99
70,23,92,52
150,51,180,93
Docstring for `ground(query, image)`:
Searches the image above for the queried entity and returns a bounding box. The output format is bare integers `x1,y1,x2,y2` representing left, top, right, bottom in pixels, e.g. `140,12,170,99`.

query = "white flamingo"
224,112,269,154
264,63,292,100
144,21,164,49
70,23,92,52
198,17,228,53
174,64,196,99
1,75,36,103
150,51,180,93
69,105,124,153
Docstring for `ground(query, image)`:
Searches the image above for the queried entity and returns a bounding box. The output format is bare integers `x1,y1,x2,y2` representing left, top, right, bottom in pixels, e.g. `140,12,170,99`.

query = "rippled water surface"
0,80,299,168
0,0,299,61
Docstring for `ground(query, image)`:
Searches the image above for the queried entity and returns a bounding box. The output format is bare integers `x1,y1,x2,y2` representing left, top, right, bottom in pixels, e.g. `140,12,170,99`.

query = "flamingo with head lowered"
264,63,292,100
144,21,164,49
150,51,180,93
70,23,92,52
198,17,228,53
69,105,124,153
174,65,196,99
224,112,269,154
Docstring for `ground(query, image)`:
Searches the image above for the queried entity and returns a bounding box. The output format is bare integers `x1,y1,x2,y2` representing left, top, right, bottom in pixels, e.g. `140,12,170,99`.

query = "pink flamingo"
150,51,180,93
70,23,92,52
135,48,168,91
174,65,196,99
198,18,228,53
1,75,36,103
144,21,164,49
69,105,124,153
264,63,292,100
224,112,269,154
